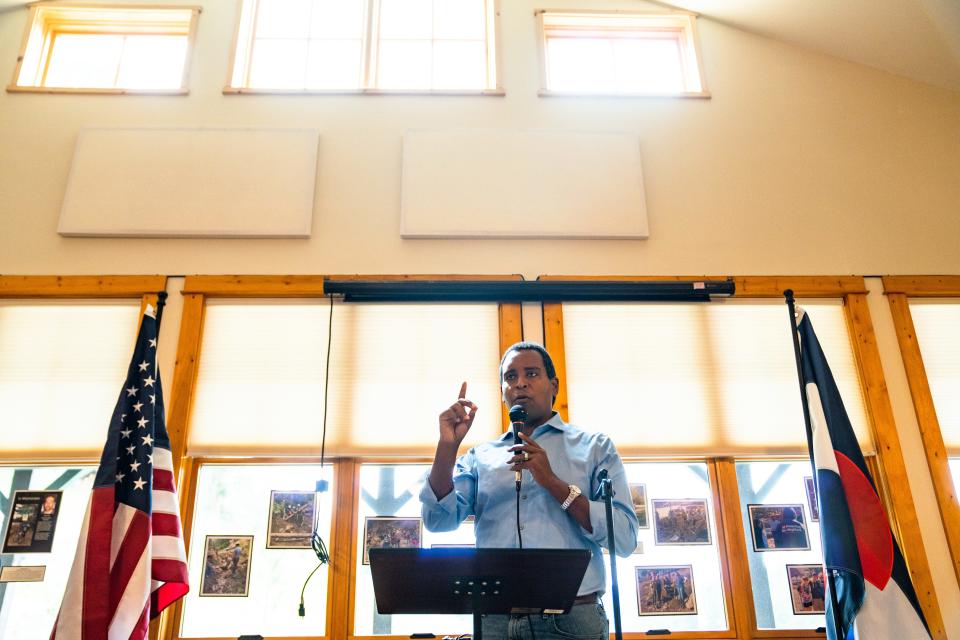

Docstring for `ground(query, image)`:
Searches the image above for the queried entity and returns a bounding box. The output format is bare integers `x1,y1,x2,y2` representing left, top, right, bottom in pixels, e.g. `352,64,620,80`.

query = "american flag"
52,304,189,639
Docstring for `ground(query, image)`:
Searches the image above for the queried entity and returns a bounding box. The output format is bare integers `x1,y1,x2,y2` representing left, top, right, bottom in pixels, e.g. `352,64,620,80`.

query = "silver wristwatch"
561,484,582,510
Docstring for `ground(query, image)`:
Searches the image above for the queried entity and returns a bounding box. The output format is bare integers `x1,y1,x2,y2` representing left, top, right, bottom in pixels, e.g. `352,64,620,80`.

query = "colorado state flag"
797,308,929,640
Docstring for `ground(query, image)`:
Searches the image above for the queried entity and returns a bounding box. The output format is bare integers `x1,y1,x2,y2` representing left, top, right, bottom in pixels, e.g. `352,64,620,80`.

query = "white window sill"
7,86,189,95
222,87,506,97
538,89,711,99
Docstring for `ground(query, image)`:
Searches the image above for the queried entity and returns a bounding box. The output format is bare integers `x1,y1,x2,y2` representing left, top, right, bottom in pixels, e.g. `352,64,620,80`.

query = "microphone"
508,405,527,489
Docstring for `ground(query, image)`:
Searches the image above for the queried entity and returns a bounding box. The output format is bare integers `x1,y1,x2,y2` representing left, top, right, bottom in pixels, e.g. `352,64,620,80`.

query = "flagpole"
783,289,846,640
155,290,168,328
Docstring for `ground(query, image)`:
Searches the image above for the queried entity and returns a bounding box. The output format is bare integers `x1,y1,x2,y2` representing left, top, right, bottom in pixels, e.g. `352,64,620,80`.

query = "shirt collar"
498,411,567,440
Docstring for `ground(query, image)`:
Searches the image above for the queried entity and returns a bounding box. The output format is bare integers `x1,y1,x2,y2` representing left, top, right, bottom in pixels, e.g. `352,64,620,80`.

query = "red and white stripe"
51,447,188,640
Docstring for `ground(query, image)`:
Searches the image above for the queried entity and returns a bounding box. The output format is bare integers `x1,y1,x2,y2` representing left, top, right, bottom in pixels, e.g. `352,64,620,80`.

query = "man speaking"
420,342,639,640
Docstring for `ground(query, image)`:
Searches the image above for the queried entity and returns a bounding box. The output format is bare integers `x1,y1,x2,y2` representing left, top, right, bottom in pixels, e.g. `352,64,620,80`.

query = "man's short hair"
499,342,557,381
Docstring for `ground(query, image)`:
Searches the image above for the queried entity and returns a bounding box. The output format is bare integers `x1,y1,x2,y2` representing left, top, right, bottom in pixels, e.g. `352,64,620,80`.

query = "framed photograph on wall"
266,490,316,549
635,565,697,616
652,499,711,545
2,490,63,554
748,504,811,551
362,517,422,565
629,483,649,528
199,535,253,597
804,477,820,522
786,564,826,614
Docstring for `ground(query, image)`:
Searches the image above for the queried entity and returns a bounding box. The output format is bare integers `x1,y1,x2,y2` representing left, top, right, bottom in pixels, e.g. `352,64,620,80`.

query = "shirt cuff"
418,479,458,511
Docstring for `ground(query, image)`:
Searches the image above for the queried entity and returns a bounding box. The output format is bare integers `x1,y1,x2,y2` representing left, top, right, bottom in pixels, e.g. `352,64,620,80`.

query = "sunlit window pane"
45,34,124,88
432,40,486,89
306,39,363,88
354,464,475,636
117,36,188,89
311,0,366,39
434,0,486,39
248,39,309,88
951,459,960,497
735,461,825,630
377,40,432,89
547,38,616,92
180,465,334,637
379,0,433,39
541,12,704,94
0,301,140,458
0,466,97,640
613,38,684,93
909,301,960,452
603,462,727,632
255,0,312,39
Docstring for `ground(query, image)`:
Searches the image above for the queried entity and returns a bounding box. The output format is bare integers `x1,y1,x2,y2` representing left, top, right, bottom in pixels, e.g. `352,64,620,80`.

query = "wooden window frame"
8,2,200,95
539,275,946,639
535,9,710,99
882,276,960,592
223,0,504,96
159,275,522,640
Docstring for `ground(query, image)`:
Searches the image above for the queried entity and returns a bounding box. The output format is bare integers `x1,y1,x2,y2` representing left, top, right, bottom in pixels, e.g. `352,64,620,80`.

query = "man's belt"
572,592,600,605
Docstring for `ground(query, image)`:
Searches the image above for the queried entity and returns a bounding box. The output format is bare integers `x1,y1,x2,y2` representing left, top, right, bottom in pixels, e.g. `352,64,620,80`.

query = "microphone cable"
299,294,334,617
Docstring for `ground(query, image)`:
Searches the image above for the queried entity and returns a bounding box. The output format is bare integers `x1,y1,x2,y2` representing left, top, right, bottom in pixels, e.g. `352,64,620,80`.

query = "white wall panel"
58,128,318,237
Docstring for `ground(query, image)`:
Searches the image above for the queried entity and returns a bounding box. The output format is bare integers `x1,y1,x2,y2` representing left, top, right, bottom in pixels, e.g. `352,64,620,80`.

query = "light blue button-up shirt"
420,413,639,596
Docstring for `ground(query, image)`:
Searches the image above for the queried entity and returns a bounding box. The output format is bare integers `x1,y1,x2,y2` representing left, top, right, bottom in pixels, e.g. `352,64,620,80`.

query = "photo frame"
748,504,811,552
635,565,697,616
786,564,826,615
2,490,63,554
362,517,422,565
199,535,253,597
804,477,820,522
652,499,711,545
266,490,317,549
629,483,649,528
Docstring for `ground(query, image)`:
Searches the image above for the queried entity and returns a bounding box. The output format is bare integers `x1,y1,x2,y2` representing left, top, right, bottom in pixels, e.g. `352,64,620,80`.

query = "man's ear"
550,377,560,404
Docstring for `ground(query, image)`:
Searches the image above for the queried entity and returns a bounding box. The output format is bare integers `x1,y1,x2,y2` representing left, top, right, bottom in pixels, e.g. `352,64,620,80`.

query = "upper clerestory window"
537,10,708,97
226,0,500,94
8,3,200,94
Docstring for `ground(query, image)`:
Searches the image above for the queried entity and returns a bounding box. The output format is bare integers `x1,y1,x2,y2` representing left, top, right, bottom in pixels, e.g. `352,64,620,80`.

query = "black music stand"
369,547,591,640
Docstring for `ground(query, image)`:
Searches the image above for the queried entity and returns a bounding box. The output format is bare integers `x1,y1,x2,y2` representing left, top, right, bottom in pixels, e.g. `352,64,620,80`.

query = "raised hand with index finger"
438,382,478,446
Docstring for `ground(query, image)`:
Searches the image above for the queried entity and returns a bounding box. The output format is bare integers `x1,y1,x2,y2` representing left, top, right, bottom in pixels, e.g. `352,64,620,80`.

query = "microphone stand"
595,470,623,640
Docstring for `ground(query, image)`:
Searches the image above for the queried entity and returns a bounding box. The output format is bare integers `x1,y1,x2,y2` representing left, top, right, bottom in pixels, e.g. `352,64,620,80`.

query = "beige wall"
2,0,959,634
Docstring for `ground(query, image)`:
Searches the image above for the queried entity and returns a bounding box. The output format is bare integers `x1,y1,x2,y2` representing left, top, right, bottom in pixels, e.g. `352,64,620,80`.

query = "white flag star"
120,428,132,439
142,435,153,447
130,461,141,472
115,472,125,483
149,338,157,348
133,477,146,490
126,445,136,455
143,375,155,387
132,402,143,413
138,360,150,372
126,386,138,397
121,413,127,422
147,454,153,465
137,417,148,429
149,394,156,404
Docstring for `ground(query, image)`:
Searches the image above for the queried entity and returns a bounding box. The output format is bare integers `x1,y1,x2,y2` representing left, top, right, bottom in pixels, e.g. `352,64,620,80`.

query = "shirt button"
522,495,528,500
519,525,525,531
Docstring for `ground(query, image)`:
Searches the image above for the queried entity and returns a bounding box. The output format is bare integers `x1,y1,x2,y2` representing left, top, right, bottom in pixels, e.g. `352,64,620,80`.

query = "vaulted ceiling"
658,0,960,91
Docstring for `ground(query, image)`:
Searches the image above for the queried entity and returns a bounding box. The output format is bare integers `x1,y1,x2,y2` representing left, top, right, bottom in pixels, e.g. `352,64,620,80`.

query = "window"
559,300,872,456
10,4,199,93
0,465,97,640
537,11,706,96
179,464,334,638
908,301,960,453
228,0,499,92
188,299,504,456
0,300,141,458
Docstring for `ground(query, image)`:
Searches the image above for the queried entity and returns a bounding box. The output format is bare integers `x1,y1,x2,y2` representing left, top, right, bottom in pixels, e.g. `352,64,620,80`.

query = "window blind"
188,300,503,456
908,300,960,454
560,300,873,456
0,300,140,459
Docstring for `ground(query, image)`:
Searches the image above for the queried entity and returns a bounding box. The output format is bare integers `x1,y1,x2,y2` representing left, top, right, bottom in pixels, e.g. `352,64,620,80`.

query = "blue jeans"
481,603,609,640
